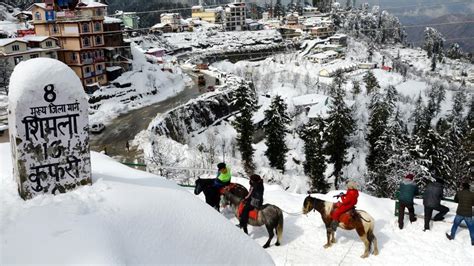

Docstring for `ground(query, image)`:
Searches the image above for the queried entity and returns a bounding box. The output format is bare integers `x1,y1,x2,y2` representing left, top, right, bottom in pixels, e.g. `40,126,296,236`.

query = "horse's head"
302,195,316,214
194,178,203,195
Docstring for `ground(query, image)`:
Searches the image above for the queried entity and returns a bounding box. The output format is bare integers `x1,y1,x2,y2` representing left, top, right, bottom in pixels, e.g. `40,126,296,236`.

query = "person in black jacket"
446,183,473,245
238,174,264,234
423,178,449,231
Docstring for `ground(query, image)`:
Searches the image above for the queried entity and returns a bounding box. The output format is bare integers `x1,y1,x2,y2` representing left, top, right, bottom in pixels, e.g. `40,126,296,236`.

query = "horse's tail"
276,208,284,245
365,213,378,255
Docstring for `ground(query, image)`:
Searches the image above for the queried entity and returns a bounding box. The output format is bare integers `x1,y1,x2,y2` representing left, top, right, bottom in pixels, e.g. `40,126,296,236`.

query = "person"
423,178,449,231
398,173,419,229
446,183,473,245
214,162,231,189
239,174,264,234
330,181,359,232
126,141,130,152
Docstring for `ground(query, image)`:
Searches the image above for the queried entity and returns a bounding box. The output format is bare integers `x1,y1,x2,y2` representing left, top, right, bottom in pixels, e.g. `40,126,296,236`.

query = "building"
308,50,338,64
0,36,59,67
29,1,109,87
14,11,33,23
319,63,357,77
302,6,320,17
115,11,140,30
225,2,246,31
103,16,132,78
191,6,223,24
329,34,347,46
310,25,334,38
286,13,300,28
160,13,182,32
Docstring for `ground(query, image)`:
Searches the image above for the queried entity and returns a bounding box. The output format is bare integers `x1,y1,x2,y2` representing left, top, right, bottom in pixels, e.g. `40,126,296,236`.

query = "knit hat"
405,173,414,180
217,162,226,170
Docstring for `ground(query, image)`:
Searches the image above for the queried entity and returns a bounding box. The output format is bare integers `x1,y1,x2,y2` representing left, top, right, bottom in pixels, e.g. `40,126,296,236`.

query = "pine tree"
431,55,436,71
351,80,361,99
299,117,329,193
324,81,355,189
366,86,398,196
274,0,285,19
264,95,291,173
232,82,258,174
447,43,463,59
363,71,380,94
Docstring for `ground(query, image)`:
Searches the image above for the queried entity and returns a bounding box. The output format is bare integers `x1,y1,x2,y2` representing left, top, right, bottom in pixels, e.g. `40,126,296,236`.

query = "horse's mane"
196,178,215,186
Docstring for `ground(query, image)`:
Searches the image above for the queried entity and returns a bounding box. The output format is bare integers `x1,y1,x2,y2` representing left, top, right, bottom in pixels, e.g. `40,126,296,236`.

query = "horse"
223,190,284,248
194,178,248,212
302,195,379,258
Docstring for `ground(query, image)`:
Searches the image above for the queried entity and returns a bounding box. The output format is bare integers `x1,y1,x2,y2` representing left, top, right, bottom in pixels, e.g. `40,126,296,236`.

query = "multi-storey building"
225,1,246,31
160,13,182,32
191,6,223,24
0,36,60,67
103,16,132,77
29,1,108,87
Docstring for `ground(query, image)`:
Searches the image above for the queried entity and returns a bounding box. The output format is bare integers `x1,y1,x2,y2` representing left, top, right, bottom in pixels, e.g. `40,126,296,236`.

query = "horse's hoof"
323,244,331,249
331,239,336,243
361,254,369,259
373,250,379,256
263,244,270,249
275,242,280,246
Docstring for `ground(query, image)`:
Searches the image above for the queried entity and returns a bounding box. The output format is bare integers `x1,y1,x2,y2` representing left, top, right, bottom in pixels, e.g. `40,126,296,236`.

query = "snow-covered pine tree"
274,0,285,19
299,117,329,193
264,95,290,173
447,43,463,60
351,80,361,99
324,79,355,189
363,71,380,94
423,27,444,58
366,86,397,196
445,91,470,191
232,82,258,174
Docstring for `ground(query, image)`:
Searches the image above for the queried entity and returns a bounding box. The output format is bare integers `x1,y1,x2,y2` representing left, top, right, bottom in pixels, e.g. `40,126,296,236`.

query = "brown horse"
302,195,379,258
223,190,284,248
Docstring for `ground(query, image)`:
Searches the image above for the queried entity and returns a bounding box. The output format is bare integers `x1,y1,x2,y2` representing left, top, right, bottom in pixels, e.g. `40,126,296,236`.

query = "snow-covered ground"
1,142,472,265
0,143,273,265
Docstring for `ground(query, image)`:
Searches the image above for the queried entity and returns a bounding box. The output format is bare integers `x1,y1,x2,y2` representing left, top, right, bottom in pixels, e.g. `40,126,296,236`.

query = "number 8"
43,84,56,103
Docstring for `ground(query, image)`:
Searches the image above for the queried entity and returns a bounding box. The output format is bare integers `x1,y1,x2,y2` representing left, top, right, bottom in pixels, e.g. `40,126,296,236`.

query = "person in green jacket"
398,173,419,229
214,162,231,189
446,183,474,246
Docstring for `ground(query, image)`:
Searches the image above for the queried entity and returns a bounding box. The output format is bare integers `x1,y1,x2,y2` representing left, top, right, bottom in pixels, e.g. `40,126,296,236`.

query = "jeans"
424,205,449,230
240,200,254,227
398,202,416,229
450,215,474,244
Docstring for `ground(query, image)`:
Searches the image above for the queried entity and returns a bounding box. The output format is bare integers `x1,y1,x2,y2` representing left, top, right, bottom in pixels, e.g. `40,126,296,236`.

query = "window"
82,23,90,33
82,53,86,60
71,53,77,62
30,54,39,59
83,37,90,47
95,35,102,45
52,24,59,34
94,22,101,32
12,45,20,51
35,12,41,20
45,41,53,47
86,78,93,84
85,66,91,73
97,64,102,70
14,56,23,65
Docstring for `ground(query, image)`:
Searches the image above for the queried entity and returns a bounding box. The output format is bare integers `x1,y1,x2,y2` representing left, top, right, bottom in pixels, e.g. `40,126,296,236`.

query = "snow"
0,38,26,46
0,143,274,265
104,16,122,24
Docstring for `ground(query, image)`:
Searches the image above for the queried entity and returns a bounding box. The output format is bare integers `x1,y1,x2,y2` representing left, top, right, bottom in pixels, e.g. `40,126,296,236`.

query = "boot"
445,233,453,240
330,220,339,232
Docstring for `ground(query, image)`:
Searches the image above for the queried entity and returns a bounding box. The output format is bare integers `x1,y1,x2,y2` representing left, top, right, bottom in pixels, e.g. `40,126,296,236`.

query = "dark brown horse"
223,190,284,248
302,195,379,258
194,178,248,212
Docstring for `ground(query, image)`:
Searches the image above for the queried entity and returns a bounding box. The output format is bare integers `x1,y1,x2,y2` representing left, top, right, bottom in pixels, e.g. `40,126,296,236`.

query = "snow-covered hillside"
1,142,472,265
0,143,273,265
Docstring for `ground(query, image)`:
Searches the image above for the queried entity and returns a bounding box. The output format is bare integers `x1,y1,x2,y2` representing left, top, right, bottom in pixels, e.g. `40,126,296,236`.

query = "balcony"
82,58,93,64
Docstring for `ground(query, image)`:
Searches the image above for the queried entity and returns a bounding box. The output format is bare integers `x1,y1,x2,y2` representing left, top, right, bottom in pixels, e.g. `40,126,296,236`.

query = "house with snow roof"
0,36,59,68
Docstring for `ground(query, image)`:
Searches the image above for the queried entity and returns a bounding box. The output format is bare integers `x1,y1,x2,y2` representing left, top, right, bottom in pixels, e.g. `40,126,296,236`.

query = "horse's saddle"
237,201,258,220
331,206,360,225
218,183,237,195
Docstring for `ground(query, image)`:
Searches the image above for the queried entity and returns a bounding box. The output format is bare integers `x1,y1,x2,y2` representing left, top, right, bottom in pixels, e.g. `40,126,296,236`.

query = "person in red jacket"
330,181,359,232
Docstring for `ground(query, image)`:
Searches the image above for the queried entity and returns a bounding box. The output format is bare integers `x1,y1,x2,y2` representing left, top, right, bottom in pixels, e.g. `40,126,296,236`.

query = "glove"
333,192,345,198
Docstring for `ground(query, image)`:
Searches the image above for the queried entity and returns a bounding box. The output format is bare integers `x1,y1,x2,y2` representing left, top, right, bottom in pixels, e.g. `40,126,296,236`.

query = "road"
89,69,217,162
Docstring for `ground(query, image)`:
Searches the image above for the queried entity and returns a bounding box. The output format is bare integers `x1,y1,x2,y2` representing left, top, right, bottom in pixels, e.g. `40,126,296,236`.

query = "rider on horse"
238,174,264,234
330,181,359,232
214,162,231,189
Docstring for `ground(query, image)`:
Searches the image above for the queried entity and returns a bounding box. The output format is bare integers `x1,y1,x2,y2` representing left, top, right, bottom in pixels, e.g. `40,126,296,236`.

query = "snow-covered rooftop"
104,16,122,24
0,38,27,46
